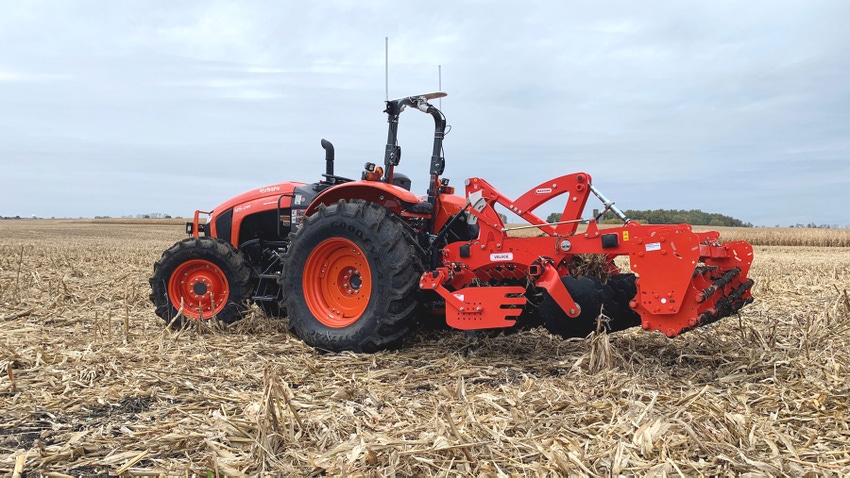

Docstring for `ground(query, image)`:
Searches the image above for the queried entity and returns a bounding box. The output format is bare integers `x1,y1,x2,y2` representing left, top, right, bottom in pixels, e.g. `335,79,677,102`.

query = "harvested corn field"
1,219,849,476
695,226,850,247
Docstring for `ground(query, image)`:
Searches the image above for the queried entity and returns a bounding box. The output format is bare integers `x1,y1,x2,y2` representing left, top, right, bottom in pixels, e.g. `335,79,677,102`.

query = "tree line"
546,209,753,227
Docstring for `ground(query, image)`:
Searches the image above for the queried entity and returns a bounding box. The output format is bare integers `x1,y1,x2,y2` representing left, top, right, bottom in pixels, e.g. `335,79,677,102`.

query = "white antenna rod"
438,64,442,109
385,37,389,101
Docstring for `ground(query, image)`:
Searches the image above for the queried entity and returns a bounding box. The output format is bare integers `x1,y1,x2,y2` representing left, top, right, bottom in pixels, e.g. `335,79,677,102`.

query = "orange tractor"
150,92,754,352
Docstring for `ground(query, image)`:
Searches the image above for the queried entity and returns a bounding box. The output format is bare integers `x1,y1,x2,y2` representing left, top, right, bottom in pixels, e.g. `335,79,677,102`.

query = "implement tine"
696,267,741,303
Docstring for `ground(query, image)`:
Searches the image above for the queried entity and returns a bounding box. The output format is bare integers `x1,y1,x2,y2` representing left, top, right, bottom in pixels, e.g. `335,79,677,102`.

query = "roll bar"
382,92,448,212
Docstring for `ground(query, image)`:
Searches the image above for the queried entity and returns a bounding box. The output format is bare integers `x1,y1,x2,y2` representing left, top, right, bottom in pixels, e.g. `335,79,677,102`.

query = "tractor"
149,92,754,352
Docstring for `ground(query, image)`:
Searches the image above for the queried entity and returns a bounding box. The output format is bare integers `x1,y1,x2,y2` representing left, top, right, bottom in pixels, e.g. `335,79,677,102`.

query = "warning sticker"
622,231,629,241
645,242,661,252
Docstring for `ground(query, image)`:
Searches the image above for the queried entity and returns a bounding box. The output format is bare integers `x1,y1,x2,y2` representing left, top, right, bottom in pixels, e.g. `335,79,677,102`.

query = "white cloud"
0,69,71,83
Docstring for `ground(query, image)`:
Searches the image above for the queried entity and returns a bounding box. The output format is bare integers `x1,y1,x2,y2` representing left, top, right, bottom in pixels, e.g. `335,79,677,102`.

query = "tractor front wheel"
280,200,423,353
149,237,253,327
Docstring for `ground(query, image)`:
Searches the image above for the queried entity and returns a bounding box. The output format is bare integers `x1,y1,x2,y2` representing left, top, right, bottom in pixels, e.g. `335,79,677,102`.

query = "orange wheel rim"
303,238,372,328
168,259,229,320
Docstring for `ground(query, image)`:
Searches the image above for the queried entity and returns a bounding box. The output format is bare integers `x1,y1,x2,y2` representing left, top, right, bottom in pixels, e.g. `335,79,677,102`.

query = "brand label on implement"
535,188,553,195
645,242,661,252
490,253,514,261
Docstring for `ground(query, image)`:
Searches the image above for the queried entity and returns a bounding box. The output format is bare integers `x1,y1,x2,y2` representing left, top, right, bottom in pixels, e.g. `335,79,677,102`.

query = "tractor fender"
304,181,421,216
433,193,467,231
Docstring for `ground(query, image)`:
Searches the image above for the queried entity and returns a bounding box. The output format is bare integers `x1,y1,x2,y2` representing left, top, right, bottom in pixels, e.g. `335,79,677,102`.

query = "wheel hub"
192,280,209,296
345,269,363,294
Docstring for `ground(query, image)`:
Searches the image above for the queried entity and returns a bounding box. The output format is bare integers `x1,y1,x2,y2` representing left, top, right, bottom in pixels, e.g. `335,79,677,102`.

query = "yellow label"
623,231,629,241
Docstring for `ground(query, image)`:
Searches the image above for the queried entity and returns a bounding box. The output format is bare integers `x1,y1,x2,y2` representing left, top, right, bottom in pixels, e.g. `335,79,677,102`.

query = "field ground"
1,220,849,476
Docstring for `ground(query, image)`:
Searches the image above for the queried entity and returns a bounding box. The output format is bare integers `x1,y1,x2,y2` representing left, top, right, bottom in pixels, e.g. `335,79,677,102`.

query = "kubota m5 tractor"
150,92,754,352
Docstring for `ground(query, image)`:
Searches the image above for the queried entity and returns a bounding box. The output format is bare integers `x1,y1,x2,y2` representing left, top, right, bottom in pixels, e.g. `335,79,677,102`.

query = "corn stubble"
1,220,849,476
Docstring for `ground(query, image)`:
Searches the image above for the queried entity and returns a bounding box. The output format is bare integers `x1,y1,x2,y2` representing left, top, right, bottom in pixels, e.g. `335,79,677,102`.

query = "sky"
1,1,848,227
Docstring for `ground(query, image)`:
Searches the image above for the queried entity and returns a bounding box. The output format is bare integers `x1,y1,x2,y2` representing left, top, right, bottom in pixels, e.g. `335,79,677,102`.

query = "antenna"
385,37,389,101
438,64,442,109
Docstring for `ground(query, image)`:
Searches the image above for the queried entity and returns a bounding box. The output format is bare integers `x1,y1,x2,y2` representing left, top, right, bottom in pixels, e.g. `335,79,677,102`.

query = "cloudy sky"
1,1,848,226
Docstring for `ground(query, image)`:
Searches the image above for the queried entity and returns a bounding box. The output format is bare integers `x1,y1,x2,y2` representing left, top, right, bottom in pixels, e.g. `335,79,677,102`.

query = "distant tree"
618,209,751,227
498,213,508,224
547,213,562,223
672,213,689,224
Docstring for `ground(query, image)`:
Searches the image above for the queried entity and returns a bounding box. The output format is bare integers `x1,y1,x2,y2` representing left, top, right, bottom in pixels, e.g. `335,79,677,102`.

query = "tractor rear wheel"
280,200,423,353
149,237,253,327
540,274,642,339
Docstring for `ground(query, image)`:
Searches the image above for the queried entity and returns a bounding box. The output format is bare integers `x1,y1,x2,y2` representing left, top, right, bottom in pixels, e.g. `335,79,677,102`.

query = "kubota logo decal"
259,186,280,193
490,253,514,261
535,188,553,195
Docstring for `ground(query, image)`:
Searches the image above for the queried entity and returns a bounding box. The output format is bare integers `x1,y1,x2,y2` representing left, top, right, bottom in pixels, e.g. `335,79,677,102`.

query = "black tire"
280,200,424,353
149,237,253,327
540,274,642,339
